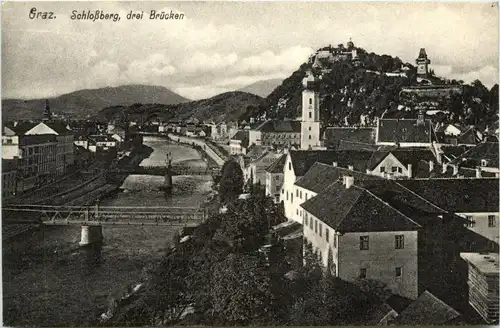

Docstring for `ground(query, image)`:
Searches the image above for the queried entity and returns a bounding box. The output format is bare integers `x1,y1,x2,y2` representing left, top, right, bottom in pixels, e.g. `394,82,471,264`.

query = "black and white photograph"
1,1,499,326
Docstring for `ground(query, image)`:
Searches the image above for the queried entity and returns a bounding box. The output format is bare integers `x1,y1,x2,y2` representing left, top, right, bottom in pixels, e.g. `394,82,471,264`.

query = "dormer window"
481,159,488,167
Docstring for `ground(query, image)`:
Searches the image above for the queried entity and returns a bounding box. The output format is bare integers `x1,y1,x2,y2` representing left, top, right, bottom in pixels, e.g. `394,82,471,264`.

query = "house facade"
265,154,287,203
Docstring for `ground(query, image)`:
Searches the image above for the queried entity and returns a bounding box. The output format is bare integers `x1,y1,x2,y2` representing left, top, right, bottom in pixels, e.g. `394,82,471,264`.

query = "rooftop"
323,127,376,149
289,150,373,176
448,141,499,169
395,291,460,325
301,181,421,233
366,148,436,171
231,130,250,148
377,118,433,144
256,120,301,133
265,154,287,174
460,252,499,276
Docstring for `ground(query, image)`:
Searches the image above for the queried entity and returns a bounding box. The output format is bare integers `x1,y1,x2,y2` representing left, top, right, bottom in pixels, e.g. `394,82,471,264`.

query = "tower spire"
43,99,52,121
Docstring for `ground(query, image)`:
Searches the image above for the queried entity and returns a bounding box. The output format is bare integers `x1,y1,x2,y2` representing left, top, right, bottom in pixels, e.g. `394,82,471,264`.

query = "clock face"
419,65,425,70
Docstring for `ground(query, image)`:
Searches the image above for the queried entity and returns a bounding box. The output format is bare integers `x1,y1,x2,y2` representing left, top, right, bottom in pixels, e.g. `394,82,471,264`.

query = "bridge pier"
79,225,103,246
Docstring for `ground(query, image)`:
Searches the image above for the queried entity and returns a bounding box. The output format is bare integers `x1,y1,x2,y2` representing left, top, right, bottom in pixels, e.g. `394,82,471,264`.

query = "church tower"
42,99,52,122
300,70,321,150
415,48,431,77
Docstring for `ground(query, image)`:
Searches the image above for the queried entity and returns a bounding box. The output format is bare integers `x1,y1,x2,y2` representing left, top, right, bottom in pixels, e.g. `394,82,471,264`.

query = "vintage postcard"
1,1,499,327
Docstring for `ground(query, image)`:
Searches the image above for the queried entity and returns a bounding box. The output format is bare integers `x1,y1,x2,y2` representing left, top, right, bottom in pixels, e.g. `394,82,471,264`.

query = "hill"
264,46,499,127
2,85,189,121
237,78,283,98
96,91,267,124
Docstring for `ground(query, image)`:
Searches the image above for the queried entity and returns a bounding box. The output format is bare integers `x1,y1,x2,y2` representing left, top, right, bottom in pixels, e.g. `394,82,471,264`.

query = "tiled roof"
398,178,499,213
456,127,482,145
439,145,472,163
301,182,421,233
395,291,460,325
256,120,301,133
295,162,381,193
289,150,373,176
448,141,499,169
338,140,380,151
246,144,267,160
8,122,36,135
265,154,287,173
2,159,18,172
231,130,250,148
366,149,436,171
377,119,433,144
323,127,376,149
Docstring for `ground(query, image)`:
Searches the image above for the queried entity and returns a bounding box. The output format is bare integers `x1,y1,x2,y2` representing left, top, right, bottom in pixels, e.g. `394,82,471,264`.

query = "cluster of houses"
218,65,499,324
1,102,138,199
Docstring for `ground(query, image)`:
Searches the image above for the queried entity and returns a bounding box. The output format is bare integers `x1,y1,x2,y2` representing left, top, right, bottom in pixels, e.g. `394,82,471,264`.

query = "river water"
2,137,214,327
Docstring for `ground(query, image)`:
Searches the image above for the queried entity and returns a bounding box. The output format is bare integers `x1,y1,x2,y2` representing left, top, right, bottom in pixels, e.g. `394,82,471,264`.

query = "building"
229,130,250,155
375,112,434,148
300,71,322,150
460,253,499,323
280,150,374,220
415,48,431,78
323,127,376,150
245,149,282,186
256,120,301,148
24,122,75,175
301,177,420,299
366,149,437,179
446,141,499,174
399,178,500,249
265,154,287,203
2,159,18,198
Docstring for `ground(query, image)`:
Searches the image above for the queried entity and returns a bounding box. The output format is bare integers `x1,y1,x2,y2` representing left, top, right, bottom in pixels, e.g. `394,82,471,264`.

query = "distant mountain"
97,91,267,124
237,79,283,98
2,85,189,121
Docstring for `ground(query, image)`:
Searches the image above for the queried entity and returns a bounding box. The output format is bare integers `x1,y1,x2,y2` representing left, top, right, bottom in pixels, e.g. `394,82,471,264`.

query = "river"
2,137,214,327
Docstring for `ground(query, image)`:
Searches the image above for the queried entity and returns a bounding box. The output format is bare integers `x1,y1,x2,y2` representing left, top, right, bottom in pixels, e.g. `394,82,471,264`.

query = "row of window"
380,166,403,173
465,215,497,228
305,214,337,246
359,267,403,279
360,235,405,250
296,189,309,201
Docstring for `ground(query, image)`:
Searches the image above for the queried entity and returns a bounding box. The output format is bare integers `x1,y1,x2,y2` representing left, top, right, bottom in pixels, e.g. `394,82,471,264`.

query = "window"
296,209,299,216
309,135,311,140
488,215,496,228
300,190,302,199
310,217,314,229
275,185,280,192
360,236,369,250
315,220,318,233
291,194,293,203
296,189,299,197
288,163,292,170
334,234,337,247
380,167,386,173
309,112,312,119
360,268,367,279
326,229,329,242
308,127,311,131
305,214,308,226
395,235,404,249
305,193,308,200
392,166,398,173
286,191,289,201
395,267,402,278
319,223,322,237
309,98,312,105
465,215,475,228
398,167,403,173
275,175,280,181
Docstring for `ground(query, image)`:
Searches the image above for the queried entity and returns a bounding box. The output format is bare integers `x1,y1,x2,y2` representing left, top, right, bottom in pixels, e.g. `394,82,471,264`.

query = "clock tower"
416,48,431,78
300,70,321,150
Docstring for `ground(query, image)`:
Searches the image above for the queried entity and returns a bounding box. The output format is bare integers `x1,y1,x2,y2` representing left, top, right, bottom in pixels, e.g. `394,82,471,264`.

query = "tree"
218,160,244,204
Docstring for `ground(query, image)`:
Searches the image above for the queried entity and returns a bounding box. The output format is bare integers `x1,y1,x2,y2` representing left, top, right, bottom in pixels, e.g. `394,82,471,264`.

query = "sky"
2,1,499,100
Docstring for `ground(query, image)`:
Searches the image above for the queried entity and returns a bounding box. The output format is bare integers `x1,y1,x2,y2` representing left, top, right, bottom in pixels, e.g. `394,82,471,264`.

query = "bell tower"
416,48,431,77
42,99,52,122
300,70,321,150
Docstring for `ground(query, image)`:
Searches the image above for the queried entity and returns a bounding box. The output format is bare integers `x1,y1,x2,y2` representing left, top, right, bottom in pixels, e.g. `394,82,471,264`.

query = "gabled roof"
448,141,499,169
395,291,460,325
256,120,301,133
323,127,376,149
7,122,36,135
295,162,381,193
377,119,433,144
301,182,421,233
366,149,436,171
44,121,72,135
265,154,287,174
457,127,482,145
289,150,373,176
398,178,499,213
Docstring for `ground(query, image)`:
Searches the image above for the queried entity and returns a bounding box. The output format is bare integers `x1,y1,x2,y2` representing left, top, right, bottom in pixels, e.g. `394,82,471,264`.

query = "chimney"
436,152,442,164
345,176,354,189
348,165,354,171
332,161,338,167
407,164,413,178
453,165,458,176
442,163,447,174
429,160,434,172
476,167,482,178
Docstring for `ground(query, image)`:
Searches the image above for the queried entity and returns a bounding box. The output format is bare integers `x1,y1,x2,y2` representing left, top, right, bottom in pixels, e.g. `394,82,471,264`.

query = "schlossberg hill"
263,42,498,127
